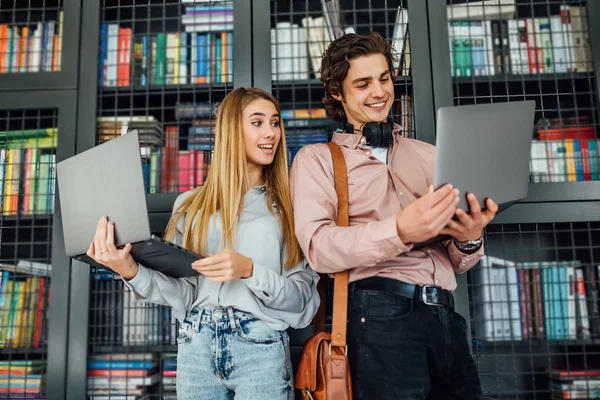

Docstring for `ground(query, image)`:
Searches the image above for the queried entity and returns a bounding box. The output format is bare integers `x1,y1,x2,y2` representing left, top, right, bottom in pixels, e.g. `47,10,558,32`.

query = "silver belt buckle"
421,285,444,307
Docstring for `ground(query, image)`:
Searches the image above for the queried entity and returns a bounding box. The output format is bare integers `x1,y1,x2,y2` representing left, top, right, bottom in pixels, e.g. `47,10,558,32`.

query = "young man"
290,33,498,400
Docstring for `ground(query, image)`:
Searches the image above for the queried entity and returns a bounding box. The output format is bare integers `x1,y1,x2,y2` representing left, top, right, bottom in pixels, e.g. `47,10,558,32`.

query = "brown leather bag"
295,141,353,400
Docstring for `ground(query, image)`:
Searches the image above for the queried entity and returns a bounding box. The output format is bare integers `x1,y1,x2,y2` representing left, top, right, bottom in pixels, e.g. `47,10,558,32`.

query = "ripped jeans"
176,306,294,400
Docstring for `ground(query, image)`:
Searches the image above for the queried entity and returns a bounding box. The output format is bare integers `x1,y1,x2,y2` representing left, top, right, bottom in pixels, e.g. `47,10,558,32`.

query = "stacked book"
549,366,600,399
87,353,160,399
0,360,46,398
161,353,176,400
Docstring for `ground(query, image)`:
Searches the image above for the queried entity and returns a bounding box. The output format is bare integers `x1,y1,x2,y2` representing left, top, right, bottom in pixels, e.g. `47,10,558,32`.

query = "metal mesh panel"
0,0,64,74
447,0,599,184
88,1,235,398
271,0,414,169
472,221,600,399
445,1,600,398
0,107,57,400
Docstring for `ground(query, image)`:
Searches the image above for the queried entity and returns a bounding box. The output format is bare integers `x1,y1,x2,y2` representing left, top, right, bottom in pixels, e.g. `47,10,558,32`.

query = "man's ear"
330,91,342,102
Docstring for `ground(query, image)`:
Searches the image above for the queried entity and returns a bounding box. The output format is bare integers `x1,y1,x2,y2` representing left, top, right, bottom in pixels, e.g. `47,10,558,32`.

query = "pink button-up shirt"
289,128,484,291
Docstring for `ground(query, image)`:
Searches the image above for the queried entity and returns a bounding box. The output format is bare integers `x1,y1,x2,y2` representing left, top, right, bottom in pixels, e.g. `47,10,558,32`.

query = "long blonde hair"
164,87,301,269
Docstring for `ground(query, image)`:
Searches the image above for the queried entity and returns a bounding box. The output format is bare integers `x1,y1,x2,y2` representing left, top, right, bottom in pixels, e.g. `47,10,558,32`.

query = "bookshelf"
0,0,81,90
0,89,77,400
21,0,595,399
427,0,600,398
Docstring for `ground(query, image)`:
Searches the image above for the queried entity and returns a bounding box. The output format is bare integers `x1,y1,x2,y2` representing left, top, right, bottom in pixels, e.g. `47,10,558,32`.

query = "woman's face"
242,98,282,169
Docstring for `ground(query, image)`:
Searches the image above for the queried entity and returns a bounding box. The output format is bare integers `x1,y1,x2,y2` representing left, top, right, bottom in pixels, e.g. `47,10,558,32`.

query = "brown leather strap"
327,141,349,349
311,276,328,334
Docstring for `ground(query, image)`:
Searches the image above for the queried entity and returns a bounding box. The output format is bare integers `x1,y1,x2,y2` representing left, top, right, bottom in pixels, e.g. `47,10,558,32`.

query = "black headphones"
342,121,393,147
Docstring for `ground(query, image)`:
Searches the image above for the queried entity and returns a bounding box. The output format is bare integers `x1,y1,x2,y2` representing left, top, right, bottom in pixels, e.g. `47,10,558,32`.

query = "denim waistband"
184,306,256,332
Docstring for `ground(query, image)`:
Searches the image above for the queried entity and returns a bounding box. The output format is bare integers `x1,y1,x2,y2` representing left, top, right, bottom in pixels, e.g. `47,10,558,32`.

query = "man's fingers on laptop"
466,193,482,216
482,198,498,223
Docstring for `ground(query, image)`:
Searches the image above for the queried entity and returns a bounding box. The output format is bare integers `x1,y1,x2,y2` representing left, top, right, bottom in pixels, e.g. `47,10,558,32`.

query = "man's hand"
396,184,459,244
441,193,498,242
191,249,254,283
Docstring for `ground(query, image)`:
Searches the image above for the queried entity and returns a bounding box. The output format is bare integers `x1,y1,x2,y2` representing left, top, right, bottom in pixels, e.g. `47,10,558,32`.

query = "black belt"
351,277,454,309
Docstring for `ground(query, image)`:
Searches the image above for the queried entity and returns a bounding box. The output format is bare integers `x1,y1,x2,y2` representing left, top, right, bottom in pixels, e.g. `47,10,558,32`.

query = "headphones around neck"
342,120,393,147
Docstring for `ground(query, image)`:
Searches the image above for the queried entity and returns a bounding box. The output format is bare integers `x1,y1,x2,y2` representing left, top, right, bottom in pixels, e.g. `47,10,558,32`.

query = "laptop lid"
434,100,536,212
56,130,152,256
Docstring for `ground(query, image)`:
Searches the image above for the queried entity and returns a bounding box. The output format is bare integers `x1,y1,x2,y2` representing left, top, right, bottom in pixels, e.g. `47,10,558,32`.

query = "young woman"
87,87,320,400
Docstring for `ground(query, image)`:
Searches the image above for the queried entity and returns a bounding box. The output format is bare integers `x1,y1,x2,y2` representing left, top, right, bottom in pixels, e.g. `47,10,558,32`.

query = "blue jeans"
176,307,294,400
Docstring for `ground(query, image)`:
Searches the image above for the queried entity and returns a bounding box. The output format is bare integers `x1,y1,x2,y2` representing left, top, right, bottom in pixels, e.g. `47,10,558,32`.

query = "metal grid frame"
0,0,81,91
427,0,600,398
0,90,77,400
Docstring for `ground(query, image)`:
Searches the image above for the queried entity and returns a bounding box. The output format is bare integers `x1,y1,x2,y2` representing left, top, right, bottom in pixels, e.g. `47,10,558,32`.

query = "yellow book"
174,33,180,84
3,149,13,215
0,280,14,346
565,139,576,182
19,27,27,71
14,279,29,347
221,32,227,82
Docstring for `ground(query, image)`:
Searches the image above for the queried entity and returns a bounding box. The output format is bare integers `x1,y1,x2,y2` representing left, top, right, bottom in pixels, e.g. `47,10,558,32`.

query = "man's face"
332,53,395,130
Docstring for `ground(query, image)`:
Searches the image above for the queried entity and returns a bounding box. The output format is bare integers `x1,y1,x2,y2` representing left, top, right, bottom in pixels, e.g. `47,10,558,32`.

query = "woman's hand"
86,216,139,280
191,249,254,282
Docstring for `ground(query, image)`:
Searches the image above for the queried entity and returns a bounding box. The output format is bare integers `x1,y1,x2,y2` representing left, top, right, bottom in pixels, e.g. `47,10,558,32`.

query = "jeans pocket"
176,309,200,345
364,291,413,321
235,318,283,344
176,321,194,345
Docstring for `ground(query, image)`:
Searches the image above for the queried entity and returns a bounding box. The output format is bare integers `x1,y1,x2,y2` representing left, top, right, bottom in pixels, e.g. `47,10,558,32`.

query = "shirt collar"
331,123,403,149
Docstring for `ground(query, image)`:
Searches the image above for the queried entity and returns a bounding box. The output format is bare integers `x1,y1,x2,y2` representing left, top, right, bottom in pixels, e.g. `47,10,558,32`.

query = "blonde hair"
164,87,301,269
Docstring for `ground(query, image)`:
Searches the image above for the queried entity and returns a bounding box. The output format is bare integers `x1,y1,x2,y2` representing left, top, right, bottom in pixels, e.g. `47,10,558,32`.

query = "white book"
507,20,520,74
447,0,516,21
550,16,568,73
484,20,495,76
275,22,293,81
506,264,522,340
106,24,119,86
31,22,43,73
391,8,409,71
270,28,277,80
297,25,309,80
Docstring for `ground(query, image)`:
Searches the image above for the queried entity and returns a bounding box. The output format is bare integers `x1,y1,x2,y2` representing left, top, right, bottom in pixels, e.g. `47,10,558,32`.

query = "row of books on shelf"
90,269,175,346
530,138,599,183
1,147,56,216
448,5,592,77
87,353,165,399
99,27,233,87
0,13,63,74
550,366,600,399
0,261,51,349
0,360,45,398
474,256,600,342
273,6,410,81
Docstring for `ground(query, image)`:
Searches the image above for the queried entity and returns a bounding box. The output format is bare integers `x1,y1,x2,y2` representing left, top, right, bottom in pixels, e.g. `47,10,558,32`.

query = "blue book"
588,139,598,180
573,140,584,181
87,360,155,370
98,24,108,86
141,35,148,86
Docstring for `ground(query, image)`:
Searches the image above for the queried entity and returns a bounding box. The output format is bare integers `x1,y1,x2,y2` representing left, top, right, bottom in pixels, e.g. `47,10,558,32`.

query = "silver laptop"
56,130,203,278
434,100,536,213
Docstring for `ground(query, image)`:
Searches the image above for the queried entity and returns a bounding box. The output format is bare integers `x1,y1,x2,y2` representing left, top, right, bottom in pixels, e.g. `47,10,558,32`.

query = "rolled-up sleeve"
290,146,412,274
445,238,485,274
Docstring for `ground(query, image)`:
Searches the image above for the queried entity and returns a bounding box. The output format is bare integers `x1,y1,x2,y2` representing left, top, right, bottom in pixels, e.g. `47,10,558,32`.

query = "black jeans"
347,282,482,400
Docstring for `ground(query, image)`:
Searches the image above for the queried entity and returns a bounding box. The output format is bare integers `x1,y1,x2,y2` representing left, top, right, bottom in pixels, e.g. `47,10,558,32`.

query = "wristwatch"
454,236,483,252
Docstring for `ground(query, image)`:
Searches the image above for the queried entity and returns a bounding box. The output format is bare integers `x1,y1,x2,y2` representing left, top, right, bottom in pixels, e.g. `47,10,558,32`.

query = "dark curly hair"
320,32,397,121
